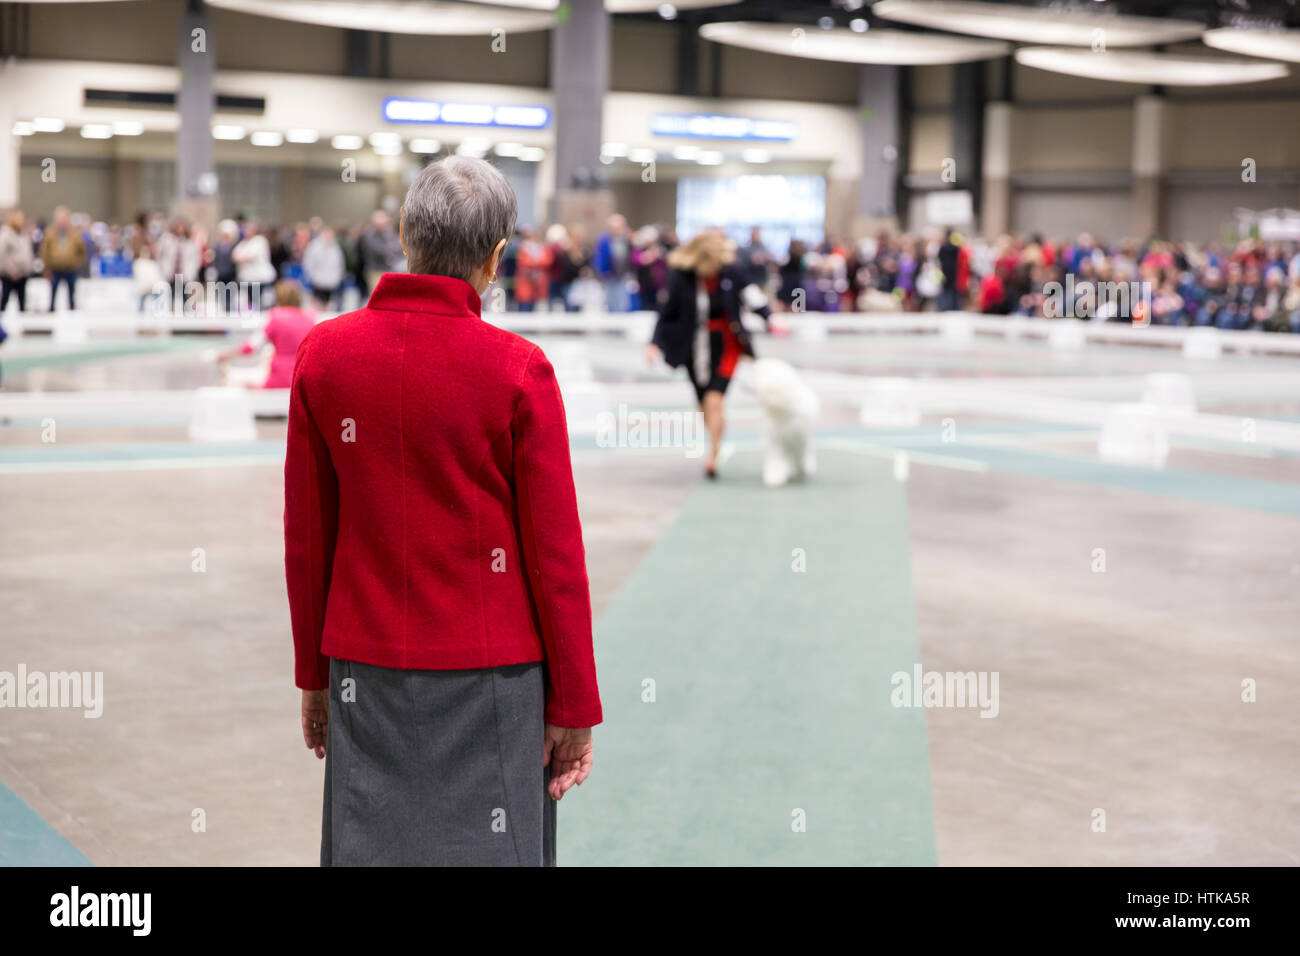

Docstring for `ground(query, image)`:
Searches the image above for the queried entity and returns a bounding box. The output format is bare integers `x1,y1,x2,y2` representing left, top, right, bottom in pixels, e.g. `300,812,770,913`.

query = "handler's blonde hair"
668,230,736,276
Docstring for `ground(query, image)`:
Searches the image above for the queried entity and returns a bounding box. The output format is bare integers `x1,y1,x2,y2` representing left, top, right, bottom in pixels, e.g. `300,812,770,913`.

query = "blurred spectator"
0,210,34,315
360,210,403,292
39,206,87,311
594,213,633,312
303,227,345,310
513,227,552,312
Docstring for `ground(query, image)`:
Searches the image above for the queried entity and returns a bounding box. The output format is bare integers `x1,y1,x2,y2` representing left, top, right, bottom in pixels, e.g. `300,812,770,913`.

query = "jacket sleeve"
512,348,603,728
283,334,339,691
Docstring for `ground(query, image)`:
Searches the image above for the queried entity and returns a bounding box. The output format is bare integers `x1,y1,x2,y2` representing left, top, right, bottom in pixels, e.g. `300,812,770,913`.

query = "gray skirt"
321,657,555,866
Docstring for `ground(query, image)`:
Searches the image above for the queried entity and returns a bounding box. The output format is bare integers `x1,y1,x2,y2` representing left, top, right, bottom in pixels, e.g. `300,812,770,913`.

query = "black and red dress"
651,264,769,404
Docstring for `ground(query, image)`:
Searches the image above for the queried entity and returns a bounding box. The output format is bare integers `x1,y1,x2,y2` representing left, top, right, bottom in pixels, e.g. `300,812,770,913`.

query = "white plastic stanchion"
796,316,828,342
941,314,975,344
859,378,922,428
1049,319,1087,351
545,341,595,382
1182,327,1222,361
52,315,89,345
1004,316,1030,341
189,387,257,442
558,381,612,436
1098,403,1169,468
1141,372,1196,417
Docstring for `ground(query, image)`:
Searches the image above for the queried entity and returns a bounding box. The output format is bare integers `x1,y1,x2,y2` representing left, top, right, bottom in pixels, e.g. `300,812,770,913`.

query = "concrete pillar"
176,0,218,232
981,101,1013,237
0,86,20,211
855,64,903,234
114,158,142,223
1132,94,1165,240
549,0,612,223
952,61,984,222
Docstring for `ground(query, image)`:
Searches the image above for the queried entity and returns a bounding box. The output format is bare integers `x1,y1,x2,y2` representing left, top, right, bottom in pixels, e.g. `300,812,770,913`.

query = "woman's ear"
488,237,507,277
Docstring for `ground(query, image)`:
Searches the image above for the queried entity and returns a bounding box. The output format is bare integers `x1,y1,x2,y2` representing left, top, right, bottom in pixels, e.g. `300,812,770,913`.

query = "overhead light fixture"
409,138,442,154
601,142,629,157
658,4,676,20
286,128,319,143
1014,47,1289,86
697,151,725,166
112,120,144,136
607,0,738,10
80,124,113,140
12,122,35,136
494,142,524,157
456,138,489,157
741,148,771,164
32,118,65,133
251,131,284,146
698,21,1010,65
207,0,556,35
212,125,246,140
368,131,401,147
627,147,656,163
518,146,545,162
872,1,1204,47
1204,27,1300,64
330,134,363,149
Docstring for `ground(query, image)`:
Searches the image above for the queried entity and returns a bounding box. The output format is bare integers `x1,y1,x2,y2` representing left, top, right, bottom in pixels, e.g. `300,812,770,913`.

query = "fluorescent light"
697,150,724,165
872,1,1204,48
112,120,144,136
658,4,676,20
627,147,656,163
518,146,545,162
456,139,489,157
368,131,401,147
1204,28,1300,64
494,142,524,157
12,122,35,136
600,154,615,165
331,134,363,150
286,128,319,143
409,138,441,154
212,125,246,140
251,131,284,146
741,148,771,164
698,21,1009,65
601,142,628,157
373,142,403,156
671,145,701,160
80,124,113,139
1014,47,1289,86
32,118,65,133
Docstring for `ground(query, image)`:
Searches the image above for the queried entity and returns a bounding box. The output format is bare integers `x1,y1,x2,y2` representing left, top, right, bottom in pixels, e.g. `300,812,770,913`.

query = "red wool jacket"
284,272,603,728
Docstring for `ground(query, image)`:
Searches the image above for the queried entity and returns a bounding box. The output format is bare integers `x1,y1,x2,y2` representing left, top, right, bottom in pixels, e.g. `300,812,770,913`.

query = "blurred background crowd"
4,204,1300,333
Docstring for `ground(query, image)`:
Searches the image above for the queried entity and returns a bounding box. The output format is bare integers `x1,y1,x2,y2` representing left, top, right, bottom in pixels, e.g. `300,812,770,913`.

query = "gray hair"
400,156,517,281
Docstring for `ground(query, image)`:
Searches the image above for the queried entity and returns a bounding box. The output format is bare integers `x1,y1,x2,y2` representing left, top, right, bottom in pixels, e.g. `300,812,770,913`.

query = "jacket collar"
366,272,482,317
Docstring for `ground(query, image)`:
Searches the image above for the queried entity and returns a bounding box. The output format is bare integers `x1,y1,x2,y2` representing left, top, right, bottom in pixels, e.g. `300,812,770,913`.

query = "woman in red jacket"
284,156,602,866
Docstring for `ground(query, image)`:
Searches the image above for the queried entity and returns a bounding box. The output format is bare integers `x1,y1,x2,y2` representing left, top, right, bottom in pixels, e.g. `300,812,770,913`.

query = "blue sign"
382,97,551,130
650,113,796,142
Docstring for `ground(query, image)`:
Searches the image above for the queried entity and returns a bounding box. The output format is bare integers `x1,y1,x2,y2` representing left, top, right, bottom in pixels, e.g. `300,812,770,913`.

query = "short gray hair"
401,156,517,281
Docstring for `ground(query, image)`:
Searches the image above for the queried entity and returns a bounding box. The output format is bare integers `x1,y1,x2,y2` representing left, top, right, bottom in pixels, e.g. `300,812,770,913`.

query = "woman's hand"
643,343,662,367
301,689,329,759
543,725,593,801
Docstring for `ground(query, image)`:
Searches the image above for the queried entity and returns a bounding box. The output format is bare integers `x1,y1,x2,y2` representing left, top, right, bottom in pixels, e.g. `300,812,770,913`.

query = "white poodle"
751,358,819,488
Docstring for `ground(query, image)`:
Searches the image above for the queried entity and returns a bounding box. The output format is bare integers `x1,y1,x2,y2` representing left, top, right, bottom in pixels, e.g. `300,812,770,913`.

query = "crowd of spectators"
3,204,1300,333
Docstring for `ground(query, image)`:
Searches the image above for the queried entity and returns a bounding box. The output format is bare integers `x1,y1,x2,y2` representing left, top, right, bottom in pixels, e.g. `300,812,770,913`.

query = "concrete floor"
1,329,1297,865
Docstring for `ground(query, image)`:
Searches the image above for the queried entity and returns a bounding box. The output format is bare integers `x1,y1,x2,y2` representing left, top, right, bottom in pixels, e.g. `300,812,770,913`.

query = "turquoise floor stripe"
0,782,92,867
564,448,937,866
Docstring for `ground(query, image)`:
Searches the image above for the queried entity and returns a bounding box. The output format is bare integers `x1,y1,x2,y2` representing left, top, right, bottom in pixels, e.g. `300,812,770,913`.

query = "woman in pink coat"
218,280,316,388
